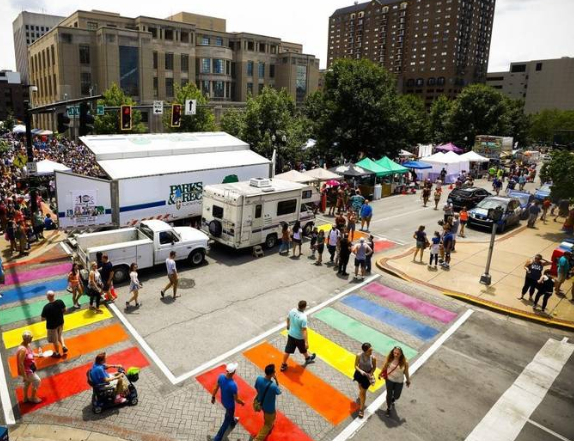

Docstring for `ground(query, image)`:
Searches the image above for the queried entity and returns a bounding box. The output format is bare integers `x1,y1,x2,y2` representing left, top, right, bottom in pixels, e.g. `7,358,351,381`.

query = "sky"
1,0,573,73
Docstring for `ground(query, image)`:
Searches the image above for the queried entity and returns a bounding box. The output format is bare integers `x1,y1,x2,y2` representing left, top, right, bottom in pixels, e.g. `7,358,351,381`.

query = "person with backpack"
533,270,555,313
253,364,282,440
352,238,373,280
314,230,326,266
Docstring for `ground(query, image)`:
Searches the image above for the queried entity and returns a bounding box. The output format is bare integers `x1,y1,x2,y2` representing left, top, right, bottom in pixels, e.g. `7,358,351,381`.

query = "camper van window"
255,204,262,218
302,190,312,199
277,199,297,216
213,205,224,219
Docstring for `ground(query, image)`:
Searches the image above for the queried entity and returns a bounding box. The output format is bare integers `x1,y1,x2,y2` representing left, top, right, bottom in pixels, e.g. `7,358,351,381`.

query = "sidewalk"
7,424,129,441
378,220,574,330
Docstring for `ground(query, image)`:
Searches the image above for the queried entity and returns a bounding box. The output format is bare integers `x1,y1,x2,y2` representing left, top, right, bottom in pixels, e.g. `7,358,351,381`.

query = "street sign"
96,105,105,116
14,153,27,169
185,99,197,116
67,105,79,118
153,101,164,115
26,162,37,174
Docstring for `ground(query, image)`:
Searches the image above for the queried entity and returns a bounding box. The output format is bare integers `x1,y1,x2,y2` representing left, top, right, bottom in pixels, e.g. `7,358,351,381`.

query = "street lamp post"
480,206,504,286
271,133,287,174
23,84,38,216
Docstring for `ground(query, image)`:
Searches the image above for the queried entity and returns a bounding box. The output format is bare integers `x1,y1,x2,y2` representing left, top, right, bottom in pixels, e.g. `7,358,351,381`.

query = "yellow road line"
3,308,113,349
281,329,384,392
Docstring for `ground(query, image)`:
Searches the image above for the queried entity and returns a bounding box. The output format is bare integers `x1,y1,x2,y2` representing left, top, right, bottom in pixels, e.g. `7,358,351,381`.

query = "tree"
397,94,430,148
503,98,530,148
3,112,16,133
94,83,146,134
529,109,574,145
540,150,574,200
219,109,245,138
429,95,452,144
164,83,216,132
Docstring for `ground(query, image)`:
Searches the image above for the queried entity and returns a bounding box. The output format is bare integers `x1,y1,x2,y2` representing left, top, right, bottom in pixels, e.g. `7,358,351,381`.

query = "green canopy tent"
375,156,409,174
355,158,393,177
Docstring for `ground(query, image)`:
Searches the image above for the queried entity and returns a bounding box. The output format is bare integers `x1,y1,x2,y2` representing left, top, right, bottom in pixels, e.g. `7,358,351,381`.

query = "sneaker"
305,353,317,365
160,290,165,298
385,408,391,417
233,417,240,426
62,347,68,354
126,301,130,308
51,352,61,358
280,363,288,372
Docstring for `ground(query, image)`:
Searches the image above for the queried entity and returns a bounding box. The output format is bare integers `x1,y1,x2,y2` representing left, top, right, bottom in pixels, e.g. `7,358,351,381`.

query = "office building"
487,57,574,114
0,70,29,121
327,0,496,104
25,10,319,131
12,11,65,83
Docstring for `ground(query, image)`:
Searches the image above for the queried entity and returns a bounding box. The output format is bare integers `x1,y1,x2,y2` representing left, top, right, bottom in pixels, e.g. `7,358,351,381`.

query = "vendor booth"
275,169,313,183
375,157,410,195
460,151,489,179
355,158,391,199
423,152,470,183
304,167,342,182
402,160,433,182
33,159,72,176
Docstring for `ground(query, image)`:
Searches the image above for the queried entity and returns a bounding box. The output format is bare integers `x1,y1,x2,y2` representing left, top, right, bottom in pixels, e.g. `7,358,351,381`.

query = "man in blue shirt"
211,362,244,441
555,251,572,297
280,300,316,372
254,364,282,441
89,352,128,404
360,200,373,232
527,201,541,228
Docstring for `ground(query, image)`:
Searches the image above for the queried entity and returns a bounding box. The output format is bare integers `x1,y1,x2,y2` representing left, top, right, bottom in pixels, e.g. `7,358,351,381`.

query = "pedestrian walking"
493,178,502,196
0,255,4,299
527,201,541,228
291,221,303,257
365,235,375,273
347,210,357,241
17,331,42,404
32,210,45,240
352,238,372,280
443,202,454,224
253,364,282,441
433,187,442,210
350,190,365,214
541,198,551,222
441,229,454,269
328,188,337,216
412,225,428,263
211,363,245,441
6,220,16,253
98,254,115,301
518,174,526,191
315,230,326,265
459,207,468,237
161,251,179,299
335,211,346,232
378,347,411,417
554,251,572,297
87,262,103,313
422,186,431,207
553,199,570,222
440,167,447,182
279,222,291,255
533,270,555,313
280,300,316,372
15,221,28,256
354,343,376,418
428,231,441,269
519,254,550,301
309,227,318,258
450,214,460,251
327,225,340,263
359,200,373,232
338,234,352,276
67,263,83,309
40,290,67,358
126,263,142,308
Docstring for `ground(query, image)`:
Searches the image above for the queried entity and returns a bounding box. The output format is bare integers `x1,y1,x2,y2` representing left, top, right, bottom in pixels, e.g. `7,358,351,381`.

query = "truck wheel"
303,222,314,237
265,234,278,249
113,265,129,284
189,249,205,266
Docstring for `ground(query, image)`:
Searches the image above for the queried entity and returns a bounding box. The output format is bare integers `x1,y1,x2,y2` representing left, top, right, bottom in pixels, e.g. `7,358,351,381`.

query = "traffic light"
79,102,95,136
120,105,132,131
171,104,182,128
57,112,71,134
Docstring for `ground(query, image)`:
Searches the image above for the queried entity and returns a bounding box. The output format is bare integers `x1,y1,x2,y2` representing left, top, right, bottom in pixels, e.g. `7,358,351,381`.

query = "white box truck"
202,178,315,249
55,132,271,229
76,220,209,283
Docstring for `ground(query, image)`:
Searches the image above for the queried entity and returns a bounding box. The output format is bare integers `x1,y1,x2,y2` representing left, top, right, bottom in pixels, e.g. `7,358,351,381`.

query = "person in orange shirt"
459,206,469,238
541,198,552,222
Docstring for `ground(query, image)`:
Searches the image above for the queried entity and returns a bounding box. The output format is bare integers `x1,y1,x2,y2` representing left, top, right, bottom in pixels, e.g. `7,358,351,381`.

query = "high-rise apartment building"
12,11,65,83
487,57,574,114
25,10,319,131
0,70,29,120
327,0,495,104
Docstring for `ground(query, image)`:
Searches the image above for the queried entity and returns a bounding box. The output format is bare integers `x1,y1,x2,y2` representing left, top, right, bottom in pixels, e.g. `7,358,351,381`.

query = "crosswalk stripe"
0,278,68,306
314,307,418,360
281,329,384,392
3,307,113,349
8,323,128,377
243,341,357,425
197,365,314,441
0,293,87,327
342,294,439,341
4,263,70,287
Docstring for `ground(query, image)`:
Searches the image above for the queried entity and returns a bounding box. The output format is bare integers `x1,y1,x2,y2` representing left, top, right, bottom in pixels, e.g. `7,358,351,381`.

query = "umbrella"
326,179,341,187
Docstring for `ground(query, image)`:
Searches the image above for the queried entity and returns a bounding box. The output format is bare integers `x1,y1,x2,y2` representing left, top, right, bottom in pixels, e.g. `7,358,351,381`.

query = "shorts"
23,372,41,388
129,283,139,292
348,223,356,231
460,220,467,225
292,238,302,244
102,282,111,292
317,244,325,254
416,241,426,249
47,326,63,344
355,258,366,268
557,272,567,284
284,335,306,354
361,216,372,223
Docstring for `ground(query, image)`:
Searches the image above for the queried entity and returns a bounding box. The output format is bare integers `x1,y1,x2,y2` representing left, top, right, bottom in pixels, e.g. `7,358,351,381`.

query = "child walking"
126,263,142,308
428,231,440,269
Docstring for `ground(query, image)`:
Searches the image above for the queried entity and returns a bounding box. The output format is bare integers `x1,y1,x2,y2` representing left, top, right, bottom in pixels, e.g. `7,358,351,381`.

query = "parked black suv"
447,187,491,210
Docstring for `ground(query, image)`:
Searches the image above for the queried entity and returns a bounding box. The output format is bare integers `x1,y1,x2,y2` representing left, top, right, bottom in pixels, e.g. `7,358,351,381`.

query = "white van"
201,178,315,249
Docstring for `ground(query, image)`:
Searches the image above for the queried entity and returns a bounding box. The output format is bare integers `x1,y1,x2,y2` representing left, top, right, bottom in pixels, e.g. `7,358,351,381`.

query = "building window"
247,41,254,51
201,80,210,96
181,31,189,43
119,46,139,96
231,62,236,78
427,77,436,86
437,77,445,86
165,78,174,97
153,77,158,97
270,64,275,78
511,64,526,73
213,80,224,98
226,60,231,75
258,62,265,78
247,61,254,76
406,78,415,87
181,78,188,87
51,45,55,65
165,53,174,70
215,36,223,46
149,27,157,38
296,65,307,102
164,29,174,40
80,72,91,95
87,21,98,30
201,35,210,45
201,58,210,73
415,78,424,86
247,82,253,95
153,51,158,69
536,62,543,71
258,83,264,94
60,33,72,44
181,54,189,72
259,43,266,53
79,45,90,64
270,45,277,54
213,59,224,74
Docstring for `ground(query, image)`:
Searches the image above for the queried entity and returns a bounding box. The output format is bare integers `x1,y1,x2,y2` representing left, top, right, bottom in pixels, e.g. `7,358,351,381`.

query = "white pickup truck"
75,220,209,283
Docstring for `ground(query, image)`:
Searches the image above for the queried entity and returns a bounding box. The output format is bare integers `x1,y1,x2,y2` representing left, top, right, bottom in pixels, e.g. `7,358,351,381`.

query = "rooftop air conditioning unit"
250,177,272,188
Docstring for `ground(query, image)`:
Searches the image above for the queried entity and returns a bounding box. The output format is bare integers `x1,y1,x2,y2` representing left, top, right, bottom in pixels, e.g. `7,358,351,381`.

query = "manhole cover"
178,278,195,289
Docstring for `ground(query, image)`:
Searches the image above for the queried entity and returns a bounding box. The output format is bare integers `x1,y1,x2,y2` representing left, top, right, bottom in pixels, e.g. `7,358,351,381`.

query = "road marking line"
465,338,574,441
332,308,474,441
371,206,429,224
0,351,16,425
527,419,572,441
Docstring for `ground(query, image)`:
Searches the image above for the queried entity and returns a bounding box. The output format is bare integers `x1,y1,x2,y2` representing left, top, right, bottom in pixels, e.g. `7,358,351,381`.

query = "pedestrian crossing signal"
171,104,182,128
120,105,132,131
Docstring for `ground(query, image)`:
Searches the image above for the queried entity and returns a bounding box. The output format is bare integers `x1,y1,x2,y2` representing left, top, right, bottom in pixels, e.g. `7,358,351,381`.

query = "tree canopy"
94,83,146,134
164,83,216,132
529,109,574,145
540,150,574,201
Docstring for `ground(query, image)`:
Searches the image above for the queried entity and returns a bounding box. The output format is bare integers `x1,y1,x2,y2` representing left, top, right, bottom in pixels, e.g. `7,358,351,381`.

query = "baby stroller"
87,367,139,414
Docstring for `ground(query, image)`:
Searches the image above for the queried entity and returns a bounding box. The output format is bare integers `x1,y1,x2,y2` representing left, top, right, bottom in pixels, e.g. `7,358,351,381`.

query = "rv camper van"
201,178,315,249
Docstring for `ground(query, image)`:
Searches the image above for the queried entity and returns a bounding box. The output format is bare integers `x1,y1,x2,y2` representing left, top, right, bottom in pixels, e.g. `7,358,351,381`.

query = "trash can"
373,184,382,200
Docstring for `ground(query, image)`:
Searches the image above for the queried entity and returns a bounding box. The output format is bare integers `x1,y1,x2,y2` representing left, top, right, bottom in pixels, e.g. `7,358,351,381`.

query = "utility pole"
24,100,38,216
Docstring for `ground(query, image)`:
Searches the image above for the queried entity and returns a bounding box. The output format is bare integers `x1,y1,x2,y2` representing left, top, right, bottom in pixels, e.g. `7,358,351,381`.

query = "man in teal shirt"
254,364,282,440
280,300,316,372
555,251,572,297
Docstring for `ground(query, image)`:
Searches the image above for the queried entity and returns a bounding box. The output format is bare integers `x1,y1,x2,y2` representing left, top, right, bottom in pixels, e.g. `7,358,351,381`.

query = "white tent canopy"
399,149,414,157
304,168,342,181
12,124,26,134
31,159,72,176
423,152,470,180
275,169,313,183
460,151,489,163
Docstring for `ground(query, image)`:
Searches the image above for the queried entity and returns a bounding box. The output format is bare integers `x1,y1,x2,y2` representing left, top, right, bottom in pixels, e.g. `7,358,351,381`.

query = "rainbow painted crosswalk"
198,280,460,439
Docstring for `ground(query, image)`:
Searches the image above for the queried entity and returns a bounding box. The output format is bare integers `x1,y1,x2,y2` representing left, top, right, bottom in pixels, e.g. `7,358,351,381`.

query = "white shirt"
328,229,340,246
293,228,302,241
166,258,177,275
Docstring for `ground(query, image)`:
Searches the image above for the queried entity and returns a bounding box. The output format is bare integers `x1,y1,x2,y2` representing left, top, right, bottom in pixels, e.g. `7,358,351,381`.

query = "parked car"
447,187,491,210
507,190,535,220
467,196,523,233
534,183,552,201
